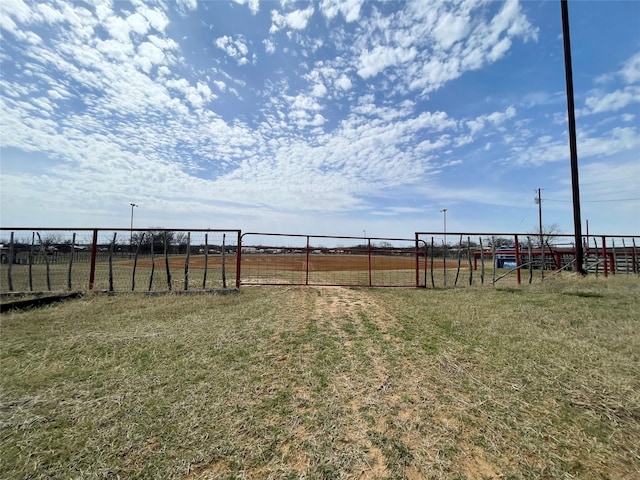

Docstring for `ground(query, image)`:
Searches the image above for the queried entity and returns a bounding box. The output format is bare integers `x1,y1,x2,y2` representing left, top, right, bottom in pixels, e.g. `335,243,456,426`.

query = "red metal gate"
239,233,426,287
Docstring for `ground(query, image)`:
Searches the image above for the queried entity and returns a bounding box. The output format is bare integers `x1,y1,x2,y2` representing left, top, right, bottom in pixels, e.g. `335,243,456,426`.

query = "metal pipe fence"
239,233,424,287
415,232,640,287
1,228,637,293
0,228,241,294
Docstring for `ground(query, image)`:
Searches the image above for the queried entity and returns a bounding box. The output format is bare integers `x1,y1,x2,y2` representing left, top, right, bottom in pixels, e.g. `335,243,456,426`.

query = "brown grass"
1,275,639,479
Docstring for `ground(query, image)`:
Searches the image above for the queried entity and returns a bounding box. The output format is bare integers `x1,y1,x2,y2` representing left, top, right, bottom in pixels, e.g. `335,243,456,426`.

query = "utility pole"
561,0,586,274
536,189,543,248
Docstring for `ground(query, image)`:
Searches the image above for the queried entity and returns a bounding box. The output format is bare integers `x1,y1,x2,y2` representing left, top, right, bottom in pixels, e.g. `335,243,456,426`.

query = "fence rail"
1,228,637,294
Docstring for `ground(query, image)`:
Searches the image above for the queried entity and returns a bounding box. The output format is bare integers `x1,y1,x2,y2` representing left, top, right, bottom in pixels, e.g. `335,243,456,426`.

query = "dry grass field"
1,276,639,479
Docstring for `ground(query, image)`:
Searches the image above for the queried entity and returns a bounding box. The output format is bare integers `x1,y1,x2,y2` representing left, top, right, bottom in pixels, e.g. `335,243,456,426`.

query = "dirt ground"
134,254,448,272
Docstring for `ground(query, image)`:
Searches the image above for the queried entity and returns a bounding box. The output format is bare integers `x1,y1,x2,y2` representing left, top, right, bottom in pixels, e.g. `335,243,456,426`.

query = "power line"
545,197,640,203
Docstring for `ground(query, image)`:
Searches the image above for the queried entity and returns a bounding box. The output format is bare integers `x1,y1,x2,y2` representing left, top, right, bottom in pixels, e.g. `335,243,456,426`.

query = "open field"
1,276,639,479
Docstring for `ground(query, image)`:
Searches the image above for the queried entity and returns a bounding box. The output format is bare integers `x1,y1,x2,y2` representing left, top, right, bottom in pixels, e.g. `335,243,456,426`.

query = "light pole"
440,209,447,247
130,203,138,257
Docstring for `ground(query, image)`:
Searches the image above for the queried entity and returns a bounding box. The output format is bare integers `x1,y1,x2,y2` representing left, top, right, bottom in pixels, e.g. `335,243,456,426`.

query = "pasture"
1,276,639,479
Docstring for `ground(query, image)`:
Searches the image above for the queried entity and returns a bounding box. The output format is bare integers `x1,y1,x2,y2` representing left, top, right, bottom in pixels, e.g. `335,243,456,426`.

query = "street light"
130,203,138,257
440,209,447,246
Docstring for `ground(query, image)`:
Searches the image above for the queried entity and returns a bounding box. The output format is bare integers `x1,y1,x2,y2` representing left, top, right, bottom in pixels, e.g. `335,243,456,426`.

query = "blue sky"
1,0,639,238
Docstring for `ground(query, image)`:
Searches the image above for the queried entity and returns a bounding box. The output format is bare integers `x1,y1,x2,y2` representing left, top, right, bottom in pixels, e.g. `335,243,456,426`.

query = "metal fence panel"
239,233,420,287
0,228,240,293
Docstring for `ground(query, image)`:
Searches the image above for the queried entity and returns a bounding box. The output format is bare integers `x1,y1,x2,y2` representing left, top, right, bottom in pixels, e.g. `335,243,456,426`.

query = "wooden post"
132,232,144,291
36,233,51,291
611,238,616,275
479,237,485,285
442,237,447,287
633,238,638,275
602,236,608,277
235,231,242,289
68,232,76,290
367,238,372,287
221,233,227,289
148,234,155,291
454,234,462,286
29,232,34,292
527,237,533,284
89,229,98,290
467,236,473,286
430,237,435,288
7,232,14,292
164,231,172,291
108,232,117,292
593,237,599,277
183,232,191,291
414,236,420,288
305,236,310,286
491,237,496,287
203,233,209,289
514,234,521,285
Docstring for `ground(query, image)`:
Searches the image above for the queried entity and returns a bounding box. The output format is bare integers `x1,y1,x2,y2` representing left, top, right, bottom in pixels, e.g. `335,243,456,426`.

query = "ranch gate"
0,228,638,295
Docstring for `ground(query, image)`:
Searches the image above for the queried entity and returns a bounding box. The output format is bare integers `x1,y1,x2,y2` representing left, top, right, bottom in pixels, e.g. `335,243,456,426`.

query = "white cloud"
335,75,352,91
432,12,470,49
357,46,417,79
466,106,516,135
233,0,259,15
511,126,640,166
270,6,314,33
319,0,364,23
215,35,249,64
584,86,640,114
620,52,640,84
263,38,276,54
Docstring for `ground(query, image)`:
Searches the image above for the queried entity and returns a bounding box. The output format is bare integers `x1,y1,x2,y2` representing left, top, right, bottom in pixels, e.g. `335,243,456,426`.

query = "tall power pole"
561,0,586,274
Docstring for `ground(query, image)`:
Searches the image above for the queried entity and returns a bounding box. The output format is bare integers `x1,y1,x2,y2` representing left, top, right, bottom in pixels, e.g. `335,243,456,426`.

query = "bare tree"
529,223,562,247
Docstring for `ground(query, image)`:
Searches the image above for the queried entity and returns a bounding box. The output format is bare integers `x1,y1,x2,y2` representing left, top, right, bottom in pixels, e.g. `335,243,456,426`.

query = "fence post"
443,237,447,287
68,232,76,290
89,229,98,290
633,238,638,275
414,235,420,288
514,234,521,285
305,236,310,286
602,236,608,277
430,237,435,288
184,232,190,290
164,230,172,291
29,232,34,291
367,238,372,287
467,236,473,286
108,232,117,292
611,238,616,275
478,237,485,285
221,233,227,289
7,232,14,292
235,231,242,289
491,237,496,286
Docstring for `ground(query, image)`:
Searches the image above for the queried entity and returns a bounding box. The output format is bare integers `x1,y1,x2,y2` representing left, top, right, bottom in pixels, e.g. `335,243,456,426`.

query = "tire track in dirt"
307,287,425,478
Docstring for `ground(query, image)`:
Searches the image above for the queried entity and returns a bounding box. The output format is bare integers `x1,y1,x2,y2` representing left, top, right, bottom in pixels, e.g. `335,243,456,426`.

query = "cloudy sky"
1,0,639,239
